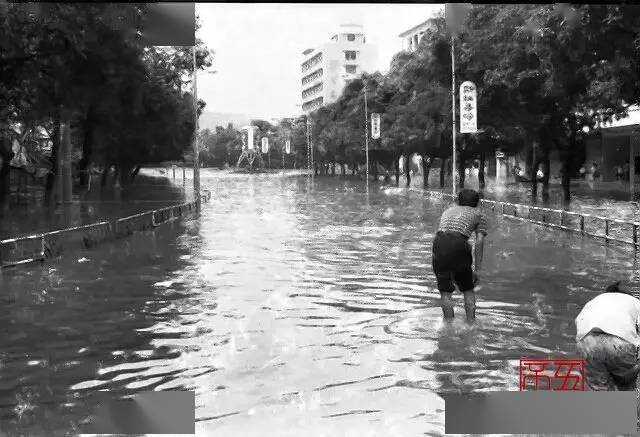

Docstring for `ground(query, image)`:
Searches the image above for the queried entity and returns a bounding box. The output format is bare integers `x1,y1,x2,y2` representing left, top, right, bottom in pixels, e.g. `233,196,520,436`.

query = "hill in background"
199,111,253,131
199,112,287,132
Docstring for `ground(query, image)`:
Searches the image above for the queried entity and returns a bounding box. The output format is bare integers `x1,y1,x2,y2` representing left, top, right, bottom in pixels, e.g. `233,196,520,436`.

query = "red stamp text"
519,358,585,391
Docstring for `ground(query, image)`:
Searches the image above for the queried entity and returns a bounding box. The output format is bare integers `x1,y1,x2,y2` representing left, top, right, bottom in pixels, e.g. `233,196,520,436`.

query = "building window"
344,51,357,61
302,96,323,112
302,83,323,100
347,34,355,41
302,68,323,86
301,52,323,73
345,65,357,74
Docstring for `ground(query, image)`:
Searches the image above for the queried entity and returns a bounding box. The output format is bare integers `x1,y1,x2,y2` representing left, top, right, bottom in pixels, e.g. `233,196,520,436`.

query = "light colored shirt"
438,205,488,239
575,292,640,346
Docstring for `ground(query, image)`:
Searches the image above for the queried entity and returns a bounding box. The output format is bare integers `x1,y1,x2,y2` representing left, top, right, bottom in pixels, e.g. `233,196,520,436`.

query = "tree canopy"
0,3,214,200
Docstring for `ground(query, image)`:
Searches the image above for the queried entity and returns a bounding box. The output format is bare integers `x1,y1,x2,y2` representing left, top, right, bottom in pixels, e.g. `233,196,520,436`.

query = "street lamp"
363,80,370,192
191,44,216,207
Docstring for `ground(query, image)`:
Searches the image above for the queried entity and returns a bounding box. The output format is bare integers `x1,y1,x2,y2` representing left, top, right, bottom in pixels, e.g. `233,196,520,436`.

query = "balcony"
302,83,323,100
301,68,323,86
301,53,323,73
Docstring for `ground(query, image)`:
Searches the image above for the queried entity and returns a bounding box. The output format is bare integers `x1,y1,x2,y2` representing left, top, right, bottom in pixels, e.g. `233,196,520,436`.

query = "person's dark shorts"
432,231,474,293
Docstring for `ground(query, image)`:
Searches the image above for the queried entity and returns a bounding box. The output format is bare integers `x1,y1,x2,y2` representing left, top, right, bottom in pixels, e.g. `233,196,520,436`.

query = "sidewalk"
0,171,185,240
414,172,640,222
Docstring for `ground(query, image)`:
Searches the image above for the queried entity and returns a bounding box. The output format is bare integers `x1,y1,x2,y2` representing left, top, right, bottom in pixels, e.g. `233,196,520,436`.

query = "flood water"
1,170,639,436
0,174,187,240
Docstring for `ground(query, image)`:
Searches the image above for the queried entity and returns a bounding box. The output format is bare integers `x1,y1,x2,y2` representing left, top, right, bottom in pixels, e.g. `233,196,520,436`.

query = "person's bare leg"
462,290,476,322
440,292,454,319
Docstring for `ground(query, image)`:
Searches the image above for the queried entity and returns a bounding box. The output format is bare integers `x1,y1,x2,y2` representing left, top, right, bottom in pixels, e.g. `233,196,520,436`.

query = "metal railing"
0,190,211,269
424,190,640,249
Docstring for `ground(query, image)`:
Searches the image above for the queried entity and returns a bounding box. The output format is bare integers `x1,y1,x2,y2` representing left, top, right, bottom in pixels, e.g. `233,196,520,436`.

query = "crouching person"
575,281,640,390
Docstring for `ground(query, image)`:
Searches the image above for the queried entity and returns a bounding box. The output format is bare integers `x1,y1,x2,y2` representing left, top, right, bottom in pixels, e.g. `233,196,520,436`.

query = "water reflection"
1,170,638,435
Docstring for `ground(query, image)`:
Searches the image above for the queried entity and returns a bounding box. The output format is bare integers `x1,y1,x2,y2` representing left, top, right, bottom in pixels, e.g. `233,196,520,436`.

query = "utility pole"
306,117,311,176
192,46,201,206
364,84,369,192
451,34,457,198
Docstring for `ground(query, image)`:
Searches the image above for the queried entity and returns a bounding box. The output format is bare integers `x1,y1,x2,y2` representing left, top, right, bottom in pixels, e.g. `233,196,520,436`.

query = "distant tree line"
204,5,640,204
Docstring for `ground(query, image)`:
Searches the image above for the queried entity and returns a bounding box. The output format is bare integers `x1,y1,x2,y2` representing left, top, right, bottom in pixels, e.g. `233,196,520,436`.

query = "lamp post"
446,3,472,197
364,82,369,192
451,34,457,198
191,46,216,206
191,47,200,206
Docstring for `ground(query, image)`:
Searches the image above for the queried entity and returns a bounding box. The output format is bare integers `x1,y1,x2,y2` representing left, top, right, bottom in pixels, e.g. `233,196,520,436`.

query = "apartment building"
300,24,377,114
398,19,436,52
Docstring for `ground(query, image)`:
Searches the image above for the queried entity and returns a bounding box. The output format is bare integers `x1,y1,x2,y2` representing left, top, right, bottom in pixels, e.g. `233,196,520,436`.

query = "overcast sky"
196,3,443,120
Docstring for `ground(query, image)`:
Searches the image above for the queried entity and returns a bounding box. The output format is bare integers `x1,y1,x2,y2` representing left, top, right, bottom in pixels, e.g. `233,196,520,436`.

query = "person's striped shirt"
437,205,488,238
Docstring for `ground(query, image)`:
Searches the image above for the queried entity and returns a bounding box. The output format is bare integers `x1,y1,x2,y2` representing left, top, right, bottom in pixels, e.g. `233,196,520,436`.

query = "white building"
300,24,377,114
398,19,437,52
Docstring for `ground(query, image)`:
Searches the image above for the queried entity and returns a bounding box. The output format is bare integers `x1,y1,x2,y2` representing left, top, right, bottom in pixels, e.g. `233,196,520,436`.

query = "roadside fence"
425,190,640,250
0,190,211,269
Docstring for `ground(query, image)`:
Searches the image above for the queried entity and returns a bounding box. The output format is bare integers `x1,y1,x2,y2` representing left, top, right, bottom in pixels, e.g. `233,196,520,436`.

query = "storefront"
585,107,640,188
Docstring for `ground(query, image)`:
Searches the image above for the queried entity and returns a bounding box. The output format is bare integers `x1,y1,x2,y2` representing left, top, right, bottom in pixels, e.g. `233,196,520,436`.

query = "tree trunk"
45,108,62,202
561,152,571,206
440,158,446,188
341,162,346,176
542,156,551,203
479,151,486,189
101,164,110,187
113,165,121,187
405,154,411,187
119,163,134,188
0,136,14,208
422,155,432,188
562,131,576,206
395,156,400,185
531,158,540,202
352,162,356,176
77,105,96,188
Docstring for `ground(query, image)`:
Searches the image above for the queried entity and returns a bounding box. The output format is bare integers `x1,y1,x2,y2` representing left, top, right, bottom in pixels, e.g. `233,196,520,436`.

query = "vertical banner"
460,81,477,133
261,137,269,154
243,126,255,151
371,113,381,139
285,139,291,154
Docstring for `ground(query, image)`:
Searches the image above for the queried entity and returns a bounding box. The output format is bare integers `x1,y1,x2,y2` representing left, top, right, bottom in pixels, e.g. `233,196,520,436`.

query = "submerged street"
2,170,637,435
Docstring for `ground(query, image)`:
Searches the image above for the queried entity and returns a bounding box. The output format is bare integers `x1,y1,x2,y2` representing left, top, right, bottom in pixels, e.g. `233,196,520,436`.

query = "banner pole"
451,34,457,198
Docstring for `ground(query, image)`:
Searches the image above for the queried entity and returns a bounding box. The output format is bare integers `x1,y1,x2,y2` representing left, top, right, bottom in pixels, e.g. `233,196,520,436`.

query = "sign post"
446,3,472,197
459,81,477,133
261,137,269,168
284,139,290,170
364,86,369,190
371,113,381,140
246,126,255,150
192,47,200,205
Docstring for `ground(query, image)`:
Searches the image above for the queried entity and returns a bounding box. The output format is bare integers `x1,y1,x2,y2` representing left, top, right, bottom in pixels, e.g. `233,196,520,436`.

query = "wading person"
432,189,488,322
575,281,640,390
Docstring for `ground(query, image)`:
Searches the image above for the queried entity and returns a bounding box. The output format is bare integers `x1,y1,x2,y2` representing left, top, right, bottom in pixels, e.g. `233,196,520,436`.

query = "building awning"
599,106,640,134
